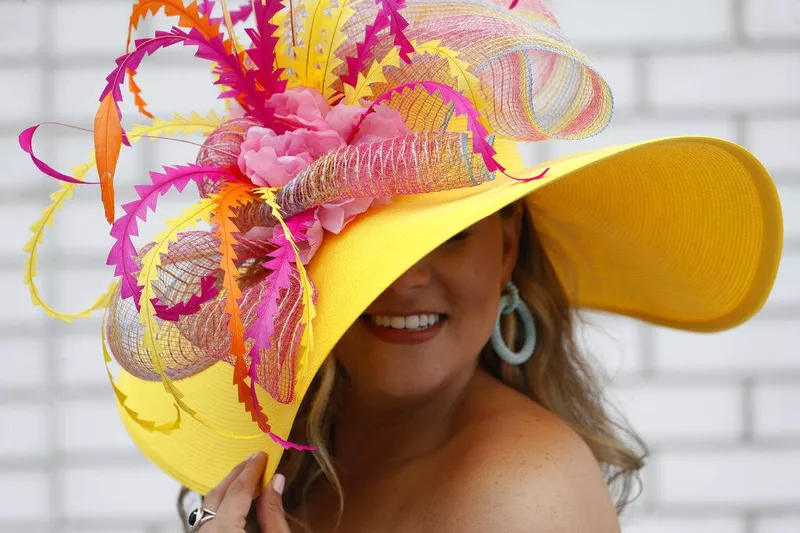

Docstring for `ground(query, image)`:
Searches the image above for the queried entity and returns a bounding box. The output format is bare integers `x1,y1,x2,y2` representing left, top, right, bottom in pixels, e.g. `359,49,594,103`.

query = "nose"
386,256,432,294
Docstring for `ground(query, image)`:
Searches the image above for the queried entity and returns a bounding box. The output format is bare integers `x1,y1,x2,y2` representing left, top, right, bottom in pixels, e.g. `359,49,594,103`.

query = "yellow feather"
319,0,361,100
273,9,299,85
102,303,180,433
23,111,223,323
128,110,223,140
343,45,402,104
136,191,263,439
412,40,488,114
291,0,329,89
255,188,317,389
23,156,115,323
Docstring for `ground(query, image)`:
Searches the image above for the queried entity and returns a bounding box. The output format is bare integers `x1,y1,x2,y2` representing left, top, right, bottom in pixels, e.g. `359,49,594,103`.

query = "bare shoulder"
425,373,620,533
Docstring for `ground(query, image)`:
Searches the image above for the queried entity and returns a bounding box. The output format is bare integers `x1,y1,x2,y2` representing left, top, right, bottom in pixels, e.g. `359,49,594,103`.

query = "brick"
0,2,41,57
658,449,800,506
0,134,49,198
607,383,742,443
754,382,800,438
0,472,50,521
52,66,128,123
53,1,132,55
57,400,137,453
52,266,115,312
0,204,45,259
748,119,800,173
0,272,49,324
48,133,145,190
587,54,638,112
58,328,113,388
0,68,43,123
767,252,800,306
152,131,212,169
576,311,643,379
546,117,736,158
622,515,745,533
0,405,49,458
649,51,800,109
744,0,800,41
55,198,116,255
0,338,46,389
549,0,732,46
60,465,181,520
756,515,800,533
119,65,225,120
777,186,800,241
654,319,800,375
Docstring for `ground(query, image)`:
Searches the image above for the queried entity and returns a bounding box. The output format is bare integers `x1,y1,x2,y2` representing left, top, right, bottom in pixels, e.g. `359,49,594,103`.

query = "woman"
18,0,781,531
185,202,645,532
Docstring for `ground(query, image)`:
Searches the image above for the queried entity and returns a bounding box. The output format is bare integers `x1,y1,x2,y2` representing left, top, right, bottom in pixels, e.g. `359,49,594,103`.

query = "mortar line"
732,0,749,46
633,49,650,115
741,376,755,444
37,0,62,530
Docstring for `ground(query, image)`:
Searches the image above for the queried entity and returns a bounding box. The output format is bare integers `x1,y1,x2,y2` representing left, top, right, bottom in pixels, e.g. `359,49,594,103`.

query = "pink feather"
341,0,414,90
106,164,240,316
198,0,254,24
100,27,271,141
365,81,504,173
244,209,315,449
19,125,100,185
243,0,287,99
152,274,220,321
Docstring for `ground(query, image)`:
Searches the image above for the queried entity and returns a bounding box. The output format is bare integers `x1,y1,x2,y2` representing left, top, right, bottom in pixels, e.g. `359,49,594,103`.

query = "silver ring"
187,506,217,532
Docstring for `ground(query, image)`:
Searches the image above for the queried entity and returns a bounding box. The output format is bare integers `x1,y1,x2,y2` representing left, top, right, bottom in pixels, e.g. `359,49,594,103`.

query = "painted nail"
271,473,285,495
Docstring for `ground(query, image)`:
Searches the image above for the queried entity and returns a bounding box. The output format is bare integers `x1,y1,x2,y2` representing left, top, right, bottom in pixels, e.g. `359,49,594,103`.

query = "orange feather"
212,184,272,432
127,69,154,119
94,93,123,224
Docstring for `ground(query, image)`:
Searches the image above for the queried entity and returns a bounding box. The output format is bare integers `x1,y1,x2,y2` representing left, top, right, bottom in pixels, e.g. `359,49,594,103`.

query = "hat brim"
114,136,782,494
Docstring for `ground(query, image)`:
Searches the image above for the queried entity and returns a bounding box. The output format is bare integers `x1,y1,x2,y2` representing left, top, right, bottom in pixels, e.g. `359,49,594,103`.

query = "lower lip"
361,316,446,345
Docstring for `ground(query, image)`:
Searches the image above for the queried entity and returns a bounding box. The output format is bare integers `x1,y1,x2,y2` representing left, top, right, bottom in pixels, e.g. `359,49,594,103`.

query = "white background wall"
0,0,798,532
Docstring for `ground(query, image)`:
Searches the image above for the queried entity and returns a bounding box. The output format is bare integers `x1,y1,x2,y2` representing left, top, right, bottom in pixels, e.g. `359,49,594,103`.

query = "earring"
491,281,537,365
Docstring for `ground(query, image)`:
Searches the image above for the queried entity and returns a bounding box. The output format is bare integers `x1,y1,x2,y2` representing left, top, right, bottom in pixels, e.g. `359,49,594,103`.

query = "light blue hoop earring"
491,281,537,365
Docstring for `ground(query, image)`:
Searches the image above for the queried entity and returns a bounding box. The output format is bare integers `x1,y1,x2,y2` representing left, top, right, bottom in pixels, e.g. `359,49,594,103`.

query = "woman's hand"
196,451,291,532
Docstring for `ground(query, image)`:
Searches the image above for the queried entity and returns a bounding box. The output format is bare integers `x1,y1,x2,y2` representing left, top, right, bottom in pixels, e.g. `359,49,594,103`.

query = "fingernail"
271,473,285,495
249,451,263,462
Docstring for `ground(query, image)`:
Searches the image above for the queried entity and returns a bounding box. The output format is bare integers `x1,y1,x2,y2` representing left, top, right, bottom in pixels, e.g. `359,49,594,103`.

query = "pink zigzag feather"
244,0,287,99
340,0,415,90
245,209,315,450
99,27,271,141
365,81,504,173
106,164,239,318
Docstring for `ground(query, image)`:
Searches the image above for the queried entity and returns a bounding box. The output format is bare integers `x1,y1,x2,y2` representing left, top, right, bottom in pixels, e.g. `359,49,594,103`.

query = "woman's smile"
360,313,448,344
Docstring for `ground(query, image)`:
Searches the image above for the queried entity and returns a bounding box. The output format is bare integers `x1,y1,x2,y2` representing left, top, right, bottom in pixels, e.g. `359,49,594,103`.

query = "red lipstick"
361,315,446,345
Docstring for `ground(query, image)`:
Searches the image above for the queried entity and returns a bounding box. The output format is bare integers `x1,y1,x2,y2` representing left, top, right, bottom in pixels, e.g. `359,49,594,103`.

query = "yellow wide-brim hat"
114,135,782,494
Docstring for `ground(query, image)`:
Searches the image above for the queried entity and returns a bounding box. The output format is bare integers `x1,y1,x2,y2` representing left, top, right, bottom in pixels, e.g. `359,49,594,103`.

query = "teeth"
369,314,442,330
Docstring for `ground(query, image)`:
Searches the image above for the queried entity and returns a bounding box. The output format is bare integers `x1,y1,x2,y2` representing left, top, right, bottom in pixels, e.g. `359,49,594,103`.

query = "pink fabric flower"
236,87,409,262
352,103,412,145
268,87,332,130
325,104,367,140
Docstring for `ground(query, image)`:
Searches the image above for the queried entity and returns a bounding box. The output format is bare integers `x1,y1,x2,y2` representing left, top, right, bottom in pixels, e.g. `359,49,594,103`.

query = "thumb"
257,473,291,533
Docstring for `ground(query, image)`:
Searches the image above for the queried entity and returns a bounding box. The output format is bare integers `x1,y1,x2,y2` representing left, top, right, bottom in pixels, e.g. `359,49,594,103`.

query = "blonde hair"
180,202,647,531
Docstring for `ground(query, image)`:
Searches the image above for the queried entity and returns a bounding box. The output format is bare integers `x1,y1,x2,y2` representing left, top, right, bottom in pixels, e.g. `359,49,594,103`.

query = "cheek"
444,245,504,354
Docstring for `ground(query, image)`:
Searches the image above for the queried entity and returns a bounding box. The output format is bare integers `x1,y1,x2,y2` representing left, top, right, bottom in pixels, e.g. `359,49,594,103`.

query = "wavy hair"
179,201,648,532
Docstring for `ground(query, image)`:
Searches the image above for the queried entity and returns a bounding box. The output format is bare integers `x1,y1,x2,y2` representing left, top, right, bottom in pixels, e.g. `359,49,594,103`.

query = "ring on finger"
187,506,217,532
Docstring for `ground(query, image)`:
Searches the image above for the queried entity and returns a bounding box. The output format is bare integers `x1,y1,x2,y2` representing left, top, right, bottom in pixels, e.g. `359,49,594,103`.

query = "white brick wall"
0,0,797,531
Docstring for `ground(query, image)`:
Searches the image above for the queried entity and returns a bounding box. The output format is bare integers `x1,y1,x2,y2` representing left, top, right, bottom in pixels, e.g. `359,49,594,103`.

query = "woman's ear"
500,202,523,285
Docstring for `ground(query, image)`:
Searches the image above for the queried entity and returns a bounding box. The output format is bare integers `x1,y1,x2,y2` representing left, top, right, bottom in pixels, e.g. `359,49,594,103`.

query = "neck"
330,361,484,477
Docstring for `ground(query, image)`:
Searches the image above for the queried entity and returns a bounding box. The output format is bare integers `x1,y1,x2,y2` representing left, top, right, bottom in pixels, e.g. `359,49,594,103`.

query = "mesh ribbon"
106,230,316,404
